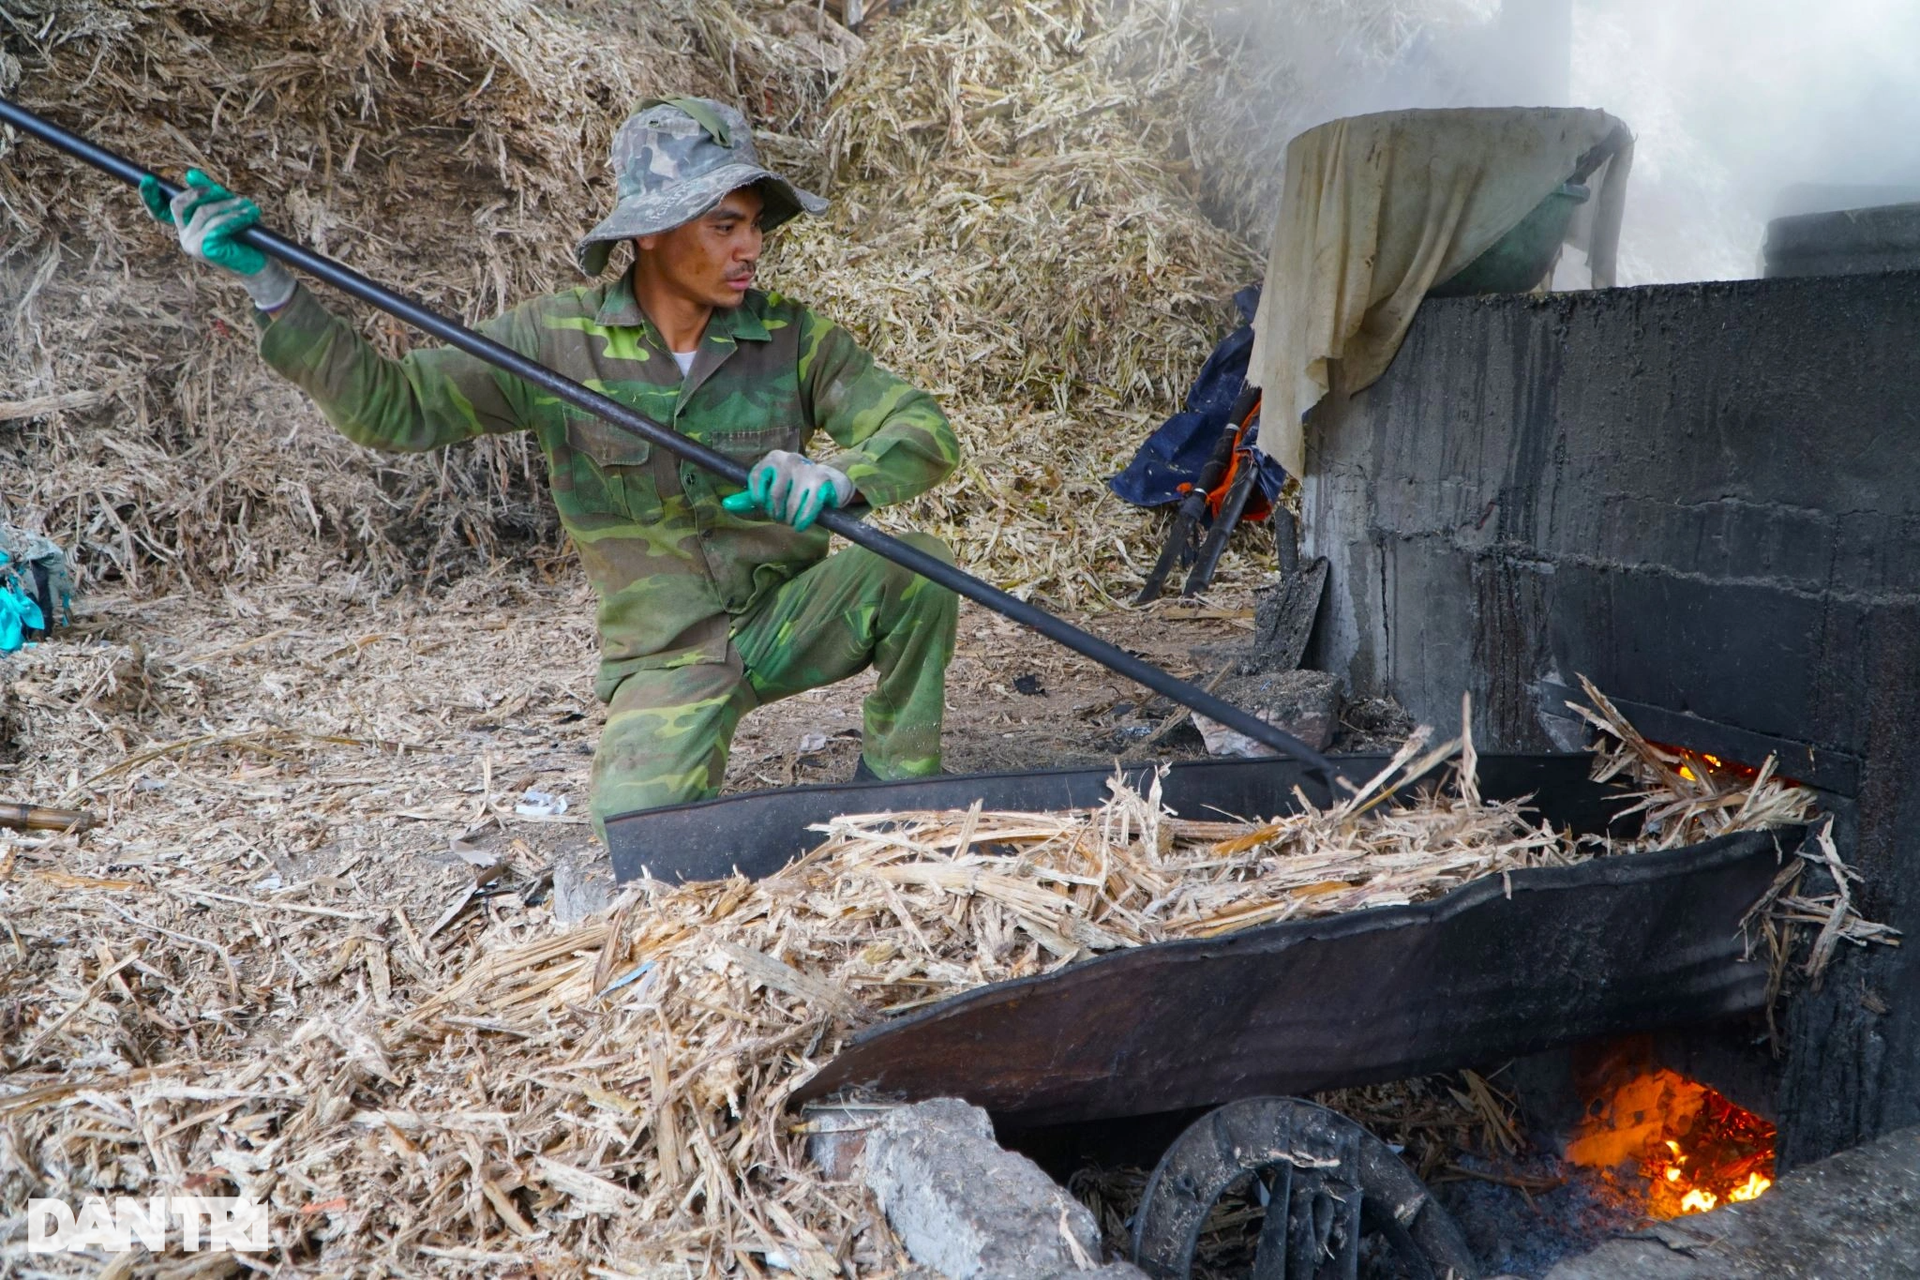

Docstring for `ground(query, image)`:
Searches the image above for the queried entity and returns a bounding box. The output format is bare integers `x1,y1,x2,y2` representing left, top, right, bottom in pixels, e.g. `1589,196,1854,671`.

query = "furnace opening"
1566,1064,1775,1218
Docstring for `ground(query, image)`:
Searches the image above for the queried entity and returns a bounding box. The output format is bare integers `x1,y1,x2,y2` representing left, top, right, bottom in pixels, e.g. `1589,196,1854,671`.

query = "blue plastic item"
1108,285,1288,511
0,527,71,638
0,554,46,653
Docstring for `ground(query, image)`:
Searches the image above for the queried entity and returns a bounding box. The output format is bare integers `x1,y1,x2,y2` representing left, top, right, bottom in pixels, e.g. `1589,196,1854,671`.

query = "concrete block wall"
1299,270,1920,1168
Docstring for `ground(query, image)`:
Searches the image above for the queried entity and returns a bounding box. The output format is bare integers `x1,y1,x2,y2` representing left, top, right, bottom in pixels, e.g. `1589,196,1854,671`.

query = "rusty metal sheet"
794,827,1795,1127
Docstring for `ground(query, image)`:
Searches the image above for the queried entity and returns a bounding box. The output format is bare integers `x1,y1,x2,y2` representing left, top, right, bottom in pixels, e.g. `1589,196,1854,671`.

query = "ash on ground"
1434,1154,1646,1278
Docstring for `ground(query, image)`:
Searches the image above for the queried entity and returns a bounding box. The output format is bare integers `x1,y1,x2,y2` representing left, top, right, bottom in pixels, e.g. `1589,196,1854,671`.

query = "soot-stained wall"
1301,271,1920,1168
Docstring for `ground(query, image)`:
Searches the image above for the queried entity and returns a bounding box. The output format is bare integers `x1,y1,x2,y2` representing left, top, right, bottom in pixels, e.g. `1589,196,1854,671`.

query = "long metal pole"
0,98,1337,780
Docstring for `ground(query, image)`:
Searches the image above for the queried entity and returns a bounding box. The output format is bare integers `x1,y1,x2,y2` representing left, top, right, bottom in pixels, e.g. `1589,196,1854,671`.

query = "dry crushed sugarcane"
3,683,1894,1275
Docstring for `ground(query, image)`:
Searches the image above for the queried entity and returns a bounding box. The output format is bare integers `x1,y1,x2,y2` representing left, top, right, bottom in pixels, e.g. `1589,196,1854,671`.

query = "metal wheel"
1131,1097,1479,1280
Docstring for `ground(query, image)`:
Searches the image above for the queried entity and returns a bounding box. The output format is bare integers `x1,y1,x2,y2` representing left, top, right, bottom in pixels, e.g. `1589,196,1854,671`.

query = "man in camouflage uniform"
143,97,960,840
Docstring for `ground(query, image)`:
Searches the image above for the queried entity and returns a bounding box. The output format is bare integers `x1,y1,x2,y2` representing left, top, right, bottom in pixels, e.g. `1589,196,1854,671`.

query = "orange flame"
1654,741,1773,786
1565,1067,1774,1218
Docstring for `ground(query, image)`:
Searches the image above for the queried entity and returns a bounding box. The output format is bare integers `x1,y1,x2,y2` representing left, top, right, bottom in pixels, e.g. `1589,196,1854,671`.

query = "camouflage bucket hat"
575,96,828,276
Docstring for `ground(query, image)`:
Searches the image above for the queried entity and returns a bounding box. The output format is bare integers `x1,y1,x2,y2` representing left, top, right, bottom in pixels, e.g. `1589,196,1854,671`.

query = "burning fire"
1565,1068,1775,1218
1661,744,1755,786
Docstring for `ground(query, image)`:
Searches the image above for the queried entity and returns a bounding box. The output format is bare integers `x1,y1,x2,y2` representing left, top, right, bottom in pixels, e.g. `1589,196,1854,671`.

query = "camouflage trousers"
589,532,958,838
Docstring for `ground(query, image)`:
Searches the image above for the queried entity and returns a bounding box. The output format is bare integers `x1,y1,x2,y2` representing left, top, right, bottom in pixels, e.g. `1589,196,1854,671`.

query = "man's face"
635,186,766,309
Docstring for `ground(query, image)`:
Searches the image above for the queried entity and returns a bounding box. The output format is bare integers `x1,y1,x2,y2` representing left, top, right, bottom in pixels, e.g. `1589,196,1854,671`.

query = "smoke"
1211,0,1920,283
1572,0,1920,282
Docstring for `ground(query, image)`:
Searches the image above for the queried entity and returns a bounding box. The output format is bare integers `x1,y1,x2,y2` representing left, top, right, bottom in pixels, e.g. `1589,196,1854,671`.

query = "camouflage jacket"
254,275,959,697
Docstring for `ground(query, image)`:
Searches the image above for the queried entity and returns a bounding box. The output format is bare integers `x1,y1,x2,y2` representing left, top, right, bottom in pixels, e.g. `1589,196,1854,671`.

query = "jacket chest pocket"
557,419,663,523
706,424,802,468
568,418,654,467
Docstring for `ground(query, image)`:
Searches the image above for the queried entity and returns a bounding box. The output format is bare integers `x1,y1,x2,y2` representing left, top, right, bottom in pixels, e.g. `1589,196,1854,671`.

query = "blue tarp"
1108,284,1288,510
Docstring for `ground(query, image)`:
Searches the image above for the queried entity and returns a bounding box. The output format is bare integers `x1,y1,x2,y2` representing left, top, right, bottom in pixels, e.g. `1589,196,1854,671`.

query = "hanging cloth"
1247,107,1632,476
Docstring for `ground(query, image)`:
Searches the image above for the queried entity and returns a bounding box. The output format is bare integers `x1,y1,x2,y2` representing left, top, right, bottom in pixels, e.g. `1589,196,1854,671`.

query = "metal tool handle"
1183,430,1262,598
0,97,1338,781
1135,428,1242,606
1135,385,1257,606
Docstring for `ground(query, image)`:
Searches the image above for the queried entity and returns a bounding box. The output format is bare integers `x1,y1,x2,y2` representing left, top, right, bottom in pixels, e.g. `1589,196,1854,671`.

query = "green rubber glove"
137,174,175,224
722,450,854,532
140,169,296,309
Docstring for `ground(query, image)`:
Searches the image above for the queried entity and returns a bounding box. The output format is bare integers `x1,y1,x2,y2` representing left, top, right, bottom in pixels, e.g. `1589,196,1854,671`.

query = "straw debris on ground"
1,676,1889,1275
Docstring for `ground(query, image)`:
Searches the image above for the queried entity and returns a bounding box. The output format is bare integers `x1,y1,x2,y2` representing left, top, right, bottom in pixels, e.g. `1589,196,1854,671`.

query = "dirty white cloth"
1248,107,1632,476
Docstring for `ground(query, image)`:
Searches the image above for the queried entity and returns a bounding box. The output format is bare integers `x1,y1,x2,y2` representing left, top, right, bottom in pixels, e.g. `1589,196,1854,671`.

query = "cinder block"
858,1097,1143,1280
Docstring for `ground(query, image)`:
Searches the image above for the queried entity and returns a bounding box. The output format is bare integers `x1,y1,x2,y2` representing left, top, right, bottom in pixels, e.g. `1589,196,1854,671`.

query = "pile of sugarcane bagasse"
0,0,1288,614
1,677,1893,1277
